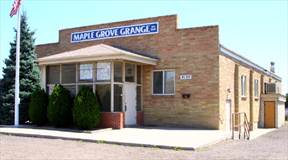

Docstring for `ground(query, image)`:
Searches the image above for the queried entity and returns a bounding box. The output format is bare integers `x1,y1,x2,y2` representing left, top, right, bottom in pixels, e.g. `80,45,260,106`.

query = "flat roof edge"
219,44,281,81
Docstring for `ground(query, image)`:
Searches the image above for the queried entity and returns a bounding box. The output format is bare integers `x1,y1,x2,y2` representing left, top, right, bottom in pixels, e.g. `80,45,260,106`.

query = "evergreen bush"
47,84,72,127
28,88,48,125
73,86,100,129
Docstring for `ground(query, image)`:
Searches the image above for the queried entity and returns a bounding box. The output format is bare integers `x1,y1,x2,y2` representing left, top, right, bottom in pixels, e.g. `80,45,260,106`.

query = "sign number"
180,74,192,80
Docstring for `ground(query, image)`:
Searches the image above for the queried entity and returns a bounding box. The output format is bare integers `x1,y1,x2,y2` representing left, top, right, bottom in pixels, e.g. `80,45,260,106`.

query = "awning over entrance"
38,44,159,65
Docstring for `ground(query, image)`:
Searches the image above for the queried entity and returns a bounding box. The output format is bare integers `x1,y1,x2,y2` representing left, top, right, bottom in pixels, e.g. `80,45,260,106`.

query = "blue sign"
71,22,159,43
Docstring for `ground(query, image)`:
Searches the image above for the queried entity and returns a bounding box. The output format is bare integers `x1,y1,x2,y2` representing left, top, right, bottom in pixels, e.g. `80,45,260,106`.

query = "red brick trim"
99,112,124,129
137,111,144,126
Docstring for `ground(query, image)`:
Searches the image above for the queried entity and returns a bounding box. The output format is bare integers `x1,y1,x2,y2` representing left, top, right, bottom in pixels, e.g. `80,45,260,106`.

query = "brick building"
36,15,285,130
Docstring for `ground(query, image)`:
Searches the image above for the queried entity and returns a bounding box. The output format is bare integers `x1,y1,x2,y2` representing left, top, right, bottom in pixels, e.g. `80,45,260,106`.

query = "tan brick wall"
219,55,235,130
236,65,251,122
250,72,261,129
219,54,280,130
142,27,220,129
36,15,220,129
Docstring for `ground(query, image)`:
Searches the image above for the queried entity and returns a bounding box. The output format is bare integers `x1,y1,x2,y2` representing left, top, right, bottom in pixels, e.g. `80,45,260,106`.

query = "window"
137,65,142,84
96,62,111,81
79,64,93,82
264,83,268,94
62,64,76,84
63,85,76,97
47,65,60,84
153,70,175,95
241,75,247,97
114,84,122,112
114,62,123,82
125,63,135,82
78,85,93,93
254,79,259,97
96,84,111,112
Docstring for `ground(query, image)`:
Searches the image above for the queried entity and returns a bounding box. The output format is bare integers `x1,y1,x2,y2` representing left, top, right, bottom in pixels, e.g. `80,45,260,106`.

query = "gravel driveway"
1,125,287,160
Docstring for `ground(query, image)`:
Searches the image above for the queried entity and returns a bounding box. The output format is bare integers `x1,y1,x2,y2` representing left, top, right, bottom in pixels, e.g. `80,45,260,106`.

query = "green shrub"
73,86,101,129
28,88,48,126
47,84,72,127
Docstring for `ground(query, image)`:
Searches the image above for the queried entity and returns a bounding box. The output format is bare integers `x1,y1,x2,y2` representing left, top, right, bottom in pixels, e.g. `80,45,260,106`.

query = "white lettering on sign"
180,74,192,80
71,22,159,43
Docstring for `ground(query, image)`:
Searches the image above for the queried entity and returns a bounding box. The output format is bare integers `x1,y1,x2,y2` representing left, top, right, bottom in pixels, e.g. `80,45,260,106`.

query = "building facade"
36,15,285,130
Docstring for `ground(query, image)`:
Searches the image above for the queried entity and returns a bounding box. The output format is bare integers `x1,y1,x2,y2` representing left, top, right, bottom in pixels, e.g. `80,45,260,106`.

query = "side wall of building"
143,27,220,129
219,53,281,130
250,71,261,129
219,55,235,130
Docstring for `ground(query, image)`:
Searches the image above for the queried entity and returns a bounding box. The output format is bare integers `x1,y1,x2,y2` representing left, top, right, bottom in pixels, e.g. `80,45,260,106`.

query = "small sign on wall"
180,74,192,80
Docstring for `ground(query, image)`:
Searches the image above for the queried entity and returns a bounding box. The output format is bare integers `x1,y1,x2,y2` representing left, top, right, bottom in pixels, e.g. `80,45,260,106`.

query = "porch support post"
75,63,78,94
40,65,46,91
111,61,114,112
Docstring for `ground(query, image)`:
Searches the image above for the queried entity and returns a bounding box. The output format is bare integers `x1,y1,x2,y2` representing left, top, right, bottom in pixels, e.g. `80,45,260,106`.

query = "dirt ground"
1,125,288,160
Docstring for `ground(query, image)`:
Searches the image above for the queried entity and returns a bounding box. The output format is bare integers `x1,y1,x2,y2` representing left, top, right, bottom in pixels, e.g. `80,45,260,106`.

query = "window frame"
254,79,259,97
241,75,247,97
152,70,176,96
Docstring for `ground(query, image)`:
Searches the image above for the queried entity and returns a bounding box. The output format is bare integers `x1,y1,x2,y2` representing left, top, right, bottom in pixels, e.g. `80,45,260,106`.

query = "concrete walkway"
0,126,275,150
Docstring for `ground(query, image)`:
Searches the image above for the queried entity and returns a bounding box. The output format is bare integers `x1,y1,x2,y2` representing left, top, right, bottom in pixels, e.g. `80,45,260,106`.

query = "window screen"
164,71,175,94
241,75,247,96
96,84,111,112
78,85,93,93
254,79,259,97
47,65,60,84
137,65,142,84
63,85,76,97
125,63,135,82
153,71,163,94
114,62,123,82
62,64,76,84
114,84,122,112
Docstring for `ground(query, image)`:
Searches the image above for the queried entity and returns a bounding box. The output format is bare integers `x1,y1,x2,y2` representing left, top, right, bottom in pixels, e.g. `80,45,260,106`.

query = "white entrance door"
226,100,232,131
123,83,137,126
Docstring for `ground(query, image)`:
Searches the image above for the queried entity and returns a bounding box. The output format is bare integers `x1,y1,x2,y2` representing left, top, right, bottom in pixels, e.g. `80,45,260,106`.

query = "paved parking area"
0,126,230,150
0,125,288,160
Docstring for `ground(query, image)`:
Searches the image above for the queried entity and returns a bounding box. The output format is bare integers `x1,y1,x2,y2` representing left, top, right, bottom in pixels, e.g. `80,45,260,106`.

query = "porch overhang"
37,44,159,65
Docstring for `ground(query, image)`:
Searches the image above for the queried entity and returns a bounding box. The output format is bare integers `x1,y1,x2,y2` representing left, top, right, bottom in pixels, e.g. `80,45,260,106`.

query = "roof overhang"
38,44,158,65
220,45,281,81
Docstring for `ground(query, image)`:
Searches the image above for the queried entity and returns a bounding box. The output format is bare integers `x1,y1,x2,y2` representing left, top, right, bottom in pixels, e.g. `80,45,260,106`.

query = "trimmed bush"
28,88,48,126
47,84,72,127
73,86,101,129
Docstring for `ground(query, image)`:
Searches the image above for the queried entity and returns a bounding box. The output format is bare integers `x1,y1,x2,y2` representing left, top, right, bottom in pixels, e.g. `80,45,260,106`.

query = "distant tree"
0,13,40,124
285,93,288,108
0,78,3,110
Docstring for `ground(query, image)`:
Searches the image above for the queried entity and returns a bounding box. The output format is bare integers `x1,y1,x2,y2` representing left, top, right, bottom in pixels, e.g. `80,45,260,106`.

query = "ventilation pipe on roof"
270,61,275,73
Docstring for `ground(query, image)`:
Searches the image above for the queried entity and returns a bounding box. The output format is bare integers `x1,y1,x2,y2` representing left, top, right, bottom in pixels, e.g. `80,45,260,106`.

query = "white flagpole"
14,3,21,126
